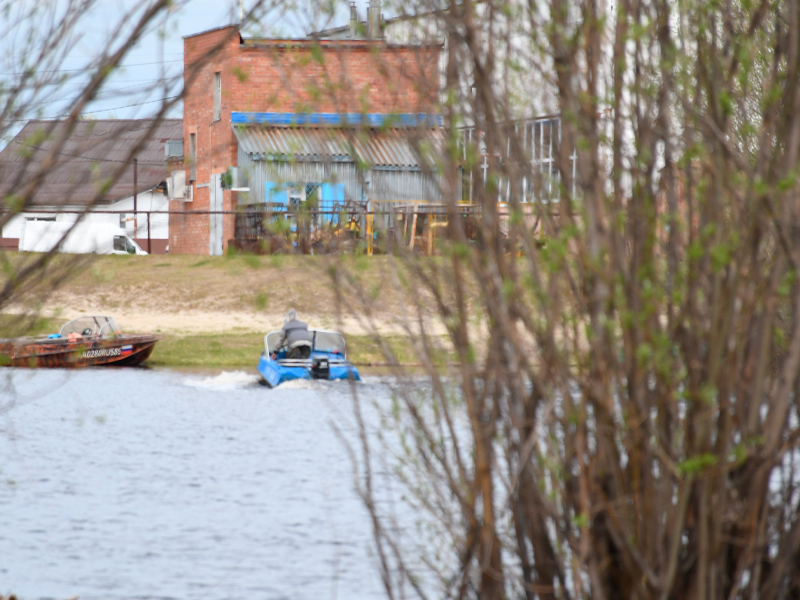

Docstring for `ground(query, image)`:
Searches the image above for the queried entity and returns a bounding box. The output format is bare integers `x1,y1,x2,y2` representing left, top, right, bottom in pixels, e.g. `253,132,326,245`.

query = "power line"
0,58,182,76
34,80,182,107
21,74,183,88
2,94,181,123
80,94,181,115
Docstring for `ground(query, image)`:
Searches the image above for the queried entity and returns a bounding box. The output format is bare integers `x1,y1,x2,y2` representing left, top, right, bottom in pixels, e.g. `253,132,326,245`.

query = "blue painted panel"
321,183,345,201
265,181,287,206
232,112,443,127
320,183,345,223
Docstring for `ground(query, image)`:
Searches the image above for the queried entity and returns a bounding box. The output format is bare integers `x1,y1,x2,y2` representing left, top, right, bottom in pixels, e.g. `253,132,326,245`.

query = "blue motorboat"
257,329,361,388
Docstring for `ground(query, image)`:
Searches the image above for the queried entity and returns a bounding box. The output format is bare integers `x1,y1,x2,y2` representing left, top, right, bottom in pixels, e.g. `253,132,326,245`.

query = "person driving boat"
275,309,313,359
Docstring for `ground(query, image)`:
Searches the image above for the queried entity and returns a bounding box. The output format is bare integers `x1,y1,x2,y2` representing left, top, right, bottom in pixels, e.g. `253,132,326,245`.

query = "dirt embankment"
3,253,448,337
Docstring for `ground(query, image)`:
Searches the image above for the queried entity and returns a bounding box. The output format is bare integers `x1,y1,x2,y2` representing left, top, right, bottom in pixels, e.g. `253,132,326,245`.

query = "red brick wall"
229,40,440,115
170,26,240,255
0,238,19,251
170,26,440,255
132,238,169,254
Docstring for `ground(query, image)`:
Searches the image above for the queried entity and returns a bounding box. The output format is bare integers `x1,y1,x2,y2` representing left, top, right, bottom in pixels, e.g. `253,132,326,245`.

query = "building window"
189,133,197,182
213,72,221,121
287,184,304,209
529,118,558,202
284,183,322,207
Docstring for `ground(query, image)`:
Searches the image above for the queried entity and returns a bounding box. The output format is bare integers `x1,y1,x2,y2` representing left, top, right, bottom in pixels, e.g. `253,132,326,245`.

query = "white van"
19,220,148,255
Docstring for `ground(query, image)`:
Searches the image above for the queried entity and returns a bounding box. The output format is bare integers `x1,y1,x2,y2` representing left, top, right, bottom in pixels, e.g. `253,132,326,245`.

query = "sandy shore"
2,254,457,338
20,305,445,336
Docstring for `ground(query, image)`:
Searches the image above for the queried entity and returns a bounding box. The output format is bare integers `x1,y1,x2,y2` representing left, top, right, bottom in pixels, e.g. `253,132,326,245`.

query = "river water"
0,368,399,600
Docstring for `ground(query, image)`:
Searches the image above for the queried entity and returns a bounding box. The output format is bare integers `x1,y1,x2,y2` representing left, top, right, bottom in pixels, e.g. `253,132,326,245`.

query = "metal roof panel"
233,124,442,168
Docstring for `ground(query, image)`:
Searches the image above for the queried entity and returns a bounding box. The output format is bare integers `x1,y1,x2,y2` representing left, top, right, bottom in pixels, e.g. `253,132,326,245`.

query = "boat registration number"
84,348,121,358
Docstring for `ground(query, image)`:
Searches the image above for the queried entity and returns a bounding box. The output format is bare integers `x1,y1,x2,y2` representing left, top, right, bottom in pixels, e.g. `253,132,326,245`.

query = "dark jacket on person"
279,319,313,350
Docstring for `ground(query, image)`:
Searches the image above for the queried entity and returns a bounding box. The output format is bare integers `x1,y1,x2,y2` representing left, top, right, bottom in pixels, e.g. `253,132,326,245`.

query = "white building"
0,118,183,253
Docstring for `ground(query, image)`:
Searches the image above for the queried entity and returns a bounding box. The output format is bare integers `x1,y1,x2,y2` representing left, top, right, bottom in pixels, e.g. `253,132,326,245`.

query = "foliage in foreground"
337,0,800,598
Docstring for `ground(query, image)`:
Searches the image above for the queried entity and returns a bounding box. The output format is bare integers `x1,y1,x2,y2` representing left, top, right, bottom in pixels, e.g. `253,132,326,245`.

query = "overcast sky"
2,0,354,126
78,0,301,120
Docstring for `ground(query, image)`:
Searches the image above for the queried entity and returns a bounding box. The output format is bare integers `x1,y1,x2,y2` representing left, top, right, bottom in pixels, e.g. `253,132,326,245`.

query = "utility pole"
133,158,138,236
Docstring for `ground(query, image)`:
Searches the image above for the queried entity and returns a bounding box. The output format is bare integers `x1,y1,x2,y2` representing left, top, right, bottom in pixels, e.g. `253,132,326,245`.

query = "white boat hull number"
84,348,121,359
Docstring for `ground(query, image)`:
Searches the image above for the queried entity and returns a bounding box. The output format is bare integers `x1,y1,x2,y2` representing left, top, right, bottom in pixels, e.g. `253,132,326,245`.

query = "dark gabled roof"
0,119,183,207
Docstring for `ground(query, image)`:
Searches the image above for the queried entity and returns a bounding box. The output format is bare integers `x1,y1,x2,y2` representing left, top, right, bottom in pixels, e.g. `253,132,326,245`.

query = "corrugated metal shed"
0,119,182,207
233,125,442,168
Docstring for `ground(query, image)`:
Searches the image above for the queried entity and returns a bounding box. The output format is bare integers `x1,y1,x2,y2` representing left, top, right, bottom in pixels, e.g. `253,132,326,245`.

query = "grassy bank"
0,252,463,368
0,314,58,338
143,332,422,368
0,314,424,368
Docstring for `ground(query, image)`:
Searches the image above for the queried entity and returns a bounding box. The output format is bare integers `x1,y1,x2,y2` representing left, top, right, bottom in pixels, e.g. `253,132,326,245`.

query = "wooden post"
147,211,152,254
133,158,138,234
366,213,374,256
388,212,394,254
409,211,418,250
426,217,434,255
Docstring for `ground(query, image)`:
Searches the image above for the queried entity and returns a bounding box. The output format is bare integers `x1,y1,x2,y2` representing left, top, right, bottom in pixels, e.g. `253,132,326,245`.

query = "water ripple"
0,368,389,600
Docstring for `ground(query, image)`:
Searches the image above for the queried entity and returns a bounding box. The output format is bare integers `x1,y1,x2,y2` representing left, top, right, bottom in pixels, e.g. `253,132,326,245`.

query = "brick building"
170,13,442,255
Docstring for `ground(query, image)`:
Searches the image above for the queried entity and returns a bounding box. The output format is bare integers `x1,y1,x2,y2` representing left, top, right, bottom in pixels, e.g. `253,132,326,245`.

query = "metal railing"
2,204,532,255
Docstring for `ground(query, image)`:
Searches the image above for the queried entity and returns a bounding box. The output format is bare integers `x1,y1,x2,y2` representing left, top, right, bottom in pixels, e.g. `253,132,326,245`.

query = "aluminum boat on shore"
0,316,160,368
257,329,360,388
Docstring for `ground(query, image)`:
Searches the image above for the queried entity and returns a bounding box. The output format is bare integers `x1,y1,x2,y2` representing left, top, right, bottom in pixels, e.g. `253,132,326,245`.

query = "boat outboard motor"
311,356,330,379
